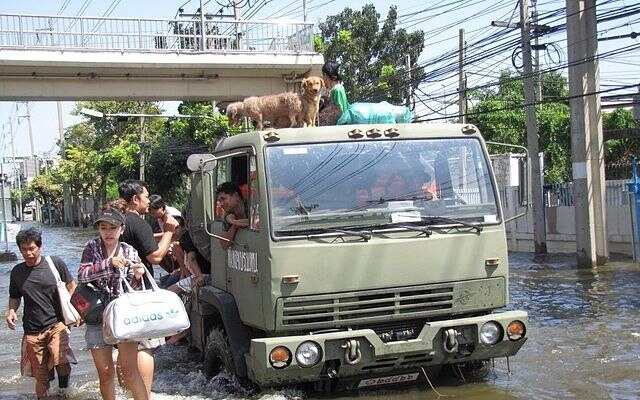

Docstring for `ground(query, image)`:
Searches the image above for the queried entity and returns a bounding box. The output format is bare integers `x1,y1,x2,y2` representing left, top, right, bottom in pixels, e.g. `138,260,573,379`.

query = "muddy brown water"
1,224,638,399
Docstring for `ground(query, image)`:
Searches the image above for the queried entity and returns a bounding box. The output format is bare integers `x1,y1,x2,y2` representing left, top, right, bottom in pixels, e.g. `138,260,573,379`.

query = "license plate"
357,372,420,388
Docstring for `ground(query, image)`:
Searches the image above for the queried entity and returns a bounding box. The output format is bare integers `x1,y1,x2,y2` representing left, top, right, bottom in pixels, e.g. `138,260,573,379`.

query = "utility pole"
303,0,307,22
0,158,17,261
458,28,467,123
199,0,206,51
57,102,72,226
23,102,40,222
441,83,447,120
405,54,412,108
567,0,608,267
234,2,243,50
8,119,22,222
139,102,146,181
532,9,543,102
519,0,547,254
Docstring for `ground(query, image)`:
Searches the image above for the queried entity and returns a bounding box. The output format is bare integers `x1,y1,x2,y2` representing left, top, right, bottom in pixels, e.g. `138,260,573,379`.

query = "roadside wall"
502,182,635,256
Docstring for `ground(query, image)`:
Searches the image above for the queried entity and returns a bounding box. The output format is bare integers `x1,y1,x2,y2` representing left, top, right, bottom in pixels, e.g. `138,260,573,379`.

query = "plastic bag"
337,101,412,125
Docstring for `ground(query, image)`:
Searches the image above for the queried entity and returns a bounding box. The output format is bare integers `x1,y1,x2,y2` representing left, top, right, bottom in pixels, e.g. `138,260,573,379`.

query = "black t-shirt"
181,230,211,275
121,211,159,277
9,256,73,333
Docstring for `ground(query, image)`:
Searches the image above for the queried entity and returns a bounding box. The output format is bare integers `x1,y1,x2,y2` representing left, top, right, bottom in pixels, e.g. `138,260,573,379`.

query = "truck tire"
184,198,212,262
203,328,235,378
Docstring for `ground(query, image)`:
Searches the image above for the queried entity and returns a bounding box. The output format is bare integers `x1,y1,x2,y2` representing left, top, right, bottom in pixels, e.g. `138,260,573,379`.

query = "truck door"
211,151,263,326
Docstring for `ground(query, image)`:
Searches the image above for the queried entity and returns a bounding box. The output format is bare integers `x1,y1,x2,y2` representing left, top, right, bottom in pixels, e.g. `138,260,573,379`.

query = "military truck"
185,123,528,391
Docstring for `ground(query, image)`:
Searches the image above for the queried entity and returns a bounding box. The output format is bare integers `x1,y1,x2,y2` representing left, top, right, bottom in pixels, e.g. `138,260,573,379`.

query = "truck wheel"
203,328,235,378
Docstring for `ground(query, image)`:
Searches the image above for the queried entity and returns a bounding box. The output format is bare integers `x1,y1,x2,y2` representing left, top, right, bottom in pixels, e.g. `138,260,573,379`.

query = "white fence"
0,13,315,53
502,179,635,255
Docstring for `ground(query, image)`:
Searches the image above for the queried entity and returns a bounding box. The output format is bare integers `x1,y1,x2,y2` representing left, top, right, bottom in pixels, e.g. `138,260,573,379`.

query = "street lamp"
79,108,217,121
79,108,105,118
441,83,447,121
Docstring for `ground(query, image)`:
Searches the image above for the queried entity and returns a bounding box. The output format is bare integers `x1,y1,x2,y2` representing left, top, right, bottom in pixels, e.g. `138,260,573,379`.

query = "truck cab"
187,123,528,390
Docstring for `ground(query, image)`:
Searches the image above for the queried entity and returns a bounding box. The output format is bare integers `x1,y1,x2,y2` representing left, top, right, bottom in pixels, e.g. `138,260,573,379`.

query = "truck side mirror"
190,171,215,227
187,153,217,172
187,153,217,239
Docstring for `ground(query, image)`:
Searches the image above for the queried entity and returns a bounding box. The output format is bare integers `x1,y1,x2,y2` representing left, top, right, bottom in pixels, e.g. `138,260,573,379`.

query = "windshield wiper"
398,224,433,236
365,195,433,204
421,215,483,233
277,227,372,241
327,228,372,241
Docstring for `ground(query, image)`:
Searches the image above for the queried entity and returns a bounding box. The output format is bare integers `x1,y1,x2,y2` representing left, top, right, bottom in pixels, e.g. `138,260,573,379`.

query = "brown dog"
243,92,302,130
300,76,324,127
226,101,245,126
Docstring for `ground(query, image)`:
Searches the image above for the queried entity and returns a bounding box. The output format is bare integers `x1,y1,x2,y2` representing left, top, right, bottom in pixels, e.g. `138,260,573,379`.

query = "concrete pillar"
520,0,546,254
566,0,608,267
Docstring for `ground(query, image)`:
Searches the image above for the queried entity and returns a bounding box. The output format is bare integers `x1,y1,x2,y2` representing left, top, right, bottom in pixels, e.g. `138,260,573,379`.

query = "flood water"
1,223,639,399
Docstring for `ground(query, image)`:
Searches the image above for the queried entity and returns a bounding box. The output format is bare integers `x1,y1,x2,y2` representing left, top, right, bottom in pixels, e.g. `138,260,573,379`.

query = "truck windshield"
265,138,500,236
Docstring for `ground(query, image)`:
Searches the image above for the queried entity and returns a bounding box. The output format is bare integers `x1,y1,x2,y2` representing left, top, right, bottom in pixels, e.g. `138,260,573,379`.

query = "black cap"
94,208,125,227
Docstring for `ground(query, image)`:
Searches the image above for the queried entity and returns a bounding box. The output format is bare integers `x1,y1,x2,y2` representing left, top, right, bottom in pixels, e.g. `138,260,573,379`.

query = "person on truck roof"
322,61,350,114
215,182,249,251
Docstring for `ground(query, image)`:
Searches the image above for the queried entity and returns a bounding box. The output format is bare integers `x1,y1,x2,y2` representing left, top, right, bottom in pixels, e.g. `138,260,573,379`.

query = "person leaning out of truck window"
216,182,249,251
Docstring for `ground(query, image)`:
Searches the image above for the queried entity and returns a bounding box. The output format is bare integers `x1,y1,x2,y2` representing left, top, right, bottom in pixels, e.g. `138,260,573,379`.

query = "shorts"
22,322,74,395
160,273,180,289
176,274,211,293
85,324,164,350
84,323,112,349
138,337,165,350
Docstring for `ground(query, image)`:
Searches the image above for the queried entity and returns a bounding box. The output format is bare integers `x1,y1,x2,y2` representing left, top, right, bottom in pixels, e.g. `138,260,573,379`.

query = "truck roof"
214,123,482,152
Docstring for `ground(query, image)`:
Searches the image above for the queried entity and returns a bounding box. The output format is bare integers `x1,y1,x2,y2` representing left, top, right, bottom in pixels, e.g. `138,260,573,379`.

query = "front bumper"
245,310,528,387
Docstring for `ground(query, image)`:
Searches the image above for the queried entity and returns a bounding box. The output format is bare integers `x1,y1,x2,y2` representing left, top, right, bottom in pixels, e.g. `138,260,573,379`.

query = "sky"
0,0,638,158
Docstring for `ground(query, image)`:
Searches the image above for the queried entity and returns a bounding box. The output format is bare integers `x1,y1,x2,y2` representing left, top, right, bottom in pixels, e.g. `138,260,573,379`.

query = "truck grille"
276,278,504,331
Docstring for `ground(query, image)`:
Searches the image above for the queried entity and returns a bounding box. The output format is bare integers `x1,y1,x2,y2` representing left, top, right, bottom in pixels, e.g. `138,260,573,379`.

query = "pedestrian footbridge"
0,13,323,101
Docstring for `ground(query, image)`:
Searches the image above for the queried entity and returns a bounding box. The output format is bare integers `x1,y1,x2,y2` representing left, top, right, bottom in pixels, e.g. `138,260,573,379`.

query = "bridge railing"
0,13,315,54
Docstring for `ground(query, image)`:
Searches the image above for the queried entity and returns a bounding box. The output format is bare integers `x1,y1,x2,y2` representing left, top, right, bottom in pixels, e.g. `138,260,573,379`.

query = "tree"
57,144,102,225
63,101,163,222
28,172,62,224
72,101,164,185
318,4,425,105
468,70,571,183
145,101,227,205
602,108,640,179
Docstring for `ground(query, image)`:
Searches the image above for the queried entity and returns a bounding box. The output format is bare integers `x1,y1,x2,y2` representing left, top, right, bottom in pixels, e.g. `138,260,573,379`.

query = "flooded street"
1,223,639,399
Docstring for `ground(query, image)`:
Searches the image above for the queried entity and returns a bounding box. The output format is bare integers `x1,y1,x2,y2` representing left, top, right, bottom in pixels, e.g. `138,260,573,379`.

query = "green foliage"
603,108,640,178
318,4,424,104
66,101,164,209
469,70,640,183
28,173,62,210
313,34,324,53
145,102,226,203
469,70,572,183
10,188,34,210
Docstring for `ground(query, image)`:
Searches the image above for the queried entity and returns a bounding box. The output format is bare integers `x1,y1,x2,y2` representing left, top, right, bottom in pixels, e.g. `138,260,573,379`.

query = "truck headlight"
269,346,291,369
295,341,322,368
480,321,503,345
507,320,526,341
